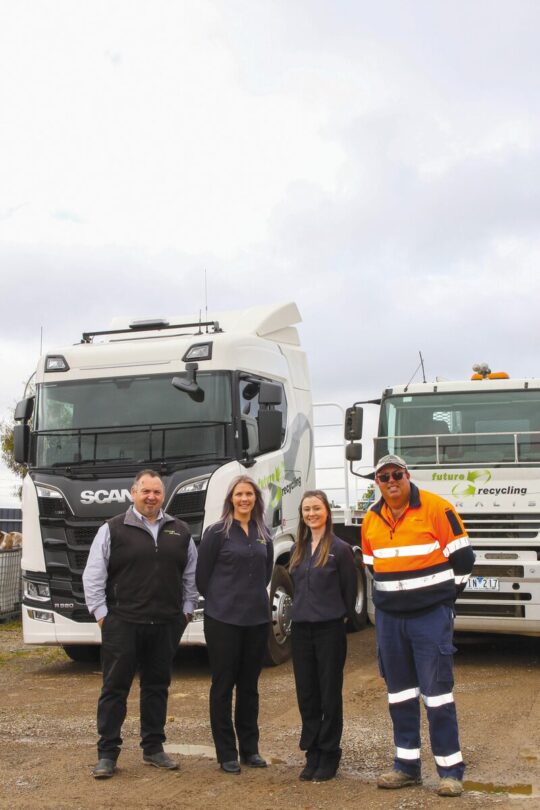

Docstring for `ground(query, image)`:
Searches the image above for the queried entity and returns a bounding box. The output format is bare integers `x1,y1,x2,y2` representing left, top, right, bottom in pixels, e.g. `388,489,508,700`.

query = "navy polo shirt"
290,534,358,623
196,519,273,626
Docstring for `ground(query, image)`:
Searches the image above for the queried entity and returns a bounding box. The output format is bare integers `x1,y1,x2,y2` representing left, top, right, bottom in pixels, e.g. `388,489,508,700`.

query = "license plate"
465,576,499,592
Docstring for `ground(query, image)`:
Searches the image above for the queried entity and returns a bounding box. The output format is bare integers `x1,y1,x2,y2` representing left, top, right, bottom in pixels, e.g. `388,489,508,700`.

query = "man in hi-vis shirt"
361,455,475,798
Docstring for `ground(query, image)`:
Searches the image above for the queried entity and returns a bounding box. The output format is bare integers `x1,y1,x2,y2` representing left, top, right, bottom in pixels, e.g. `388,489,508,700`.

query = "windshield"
378,390,540,465
34,372,233,468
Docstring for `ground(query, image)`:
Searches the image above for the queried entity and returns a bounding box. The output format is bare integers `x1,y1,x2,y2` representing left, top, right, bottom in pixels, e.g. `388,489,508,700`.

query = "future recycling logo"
451,470,491,498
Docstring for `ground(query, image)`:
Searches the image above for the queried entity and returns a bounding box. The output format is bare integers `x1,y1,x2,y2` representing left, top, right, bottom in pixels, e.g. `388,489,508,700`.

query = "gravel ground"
0,620,539,810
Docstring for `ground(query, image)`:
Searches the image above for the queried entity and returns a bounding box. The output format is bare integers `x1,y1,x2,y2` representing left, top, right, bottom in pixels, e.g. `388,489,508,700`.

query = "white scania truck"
14,303,320,664
344,365,540,637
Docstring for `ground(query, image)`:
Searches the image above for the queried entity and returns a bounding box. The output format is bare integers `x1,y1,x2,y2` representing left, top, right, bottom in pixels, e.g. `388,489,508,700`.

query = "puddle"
164,744,285,765
165,744,215,758
464,781,540,799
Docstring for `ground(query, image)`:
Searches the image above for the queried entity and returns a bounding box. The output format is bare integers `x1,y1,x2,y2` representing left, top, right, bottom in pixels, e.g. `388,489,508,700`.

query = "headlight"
27,609,54,623
176,476,209,495
36,484,71,518
36,485,63,499
24,579,51,602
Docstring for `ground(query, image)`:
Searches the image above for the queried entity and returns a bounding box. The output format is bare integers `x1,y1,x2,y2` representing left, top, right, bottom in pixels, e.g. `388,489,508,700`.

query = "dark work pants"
97,614,185,761
376,604,464,780
203,614,268,763
291,619,347,756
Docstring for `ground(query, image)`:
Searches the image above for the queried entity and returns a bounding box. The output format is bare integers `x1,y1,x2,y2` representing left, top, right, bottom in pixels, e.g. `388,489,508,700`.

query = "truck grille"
38,496,69,518
456,603,525,618
168,490,206,515
66,526,99,546
460,513,540,540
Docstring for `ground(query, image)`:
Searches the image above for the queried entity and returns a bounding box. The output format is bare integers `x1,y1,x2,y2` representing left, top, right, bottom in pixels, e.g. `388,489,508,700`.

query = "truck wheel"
62,644,101,663
347,567,368,632
265,565,293,666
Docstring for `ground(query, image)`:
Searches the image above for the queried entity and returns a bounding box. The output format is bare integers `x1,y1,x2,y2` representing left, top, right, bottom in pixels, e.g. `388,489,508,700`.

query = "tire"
347,557,368,632
265,565,294,666
62,644,101,663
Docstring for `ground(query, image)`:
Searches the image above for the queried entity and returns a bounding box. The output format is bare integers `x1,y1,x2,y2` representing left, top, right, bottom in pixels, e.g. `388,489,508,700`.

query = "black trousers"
291,619,347,755
97,614,185,760
204,614,268,763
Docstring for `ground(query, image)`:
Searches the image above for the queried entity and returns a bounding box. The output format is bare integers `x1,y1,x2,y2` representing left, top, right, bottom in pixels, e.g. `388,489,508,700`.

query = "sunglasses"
376,470,406,483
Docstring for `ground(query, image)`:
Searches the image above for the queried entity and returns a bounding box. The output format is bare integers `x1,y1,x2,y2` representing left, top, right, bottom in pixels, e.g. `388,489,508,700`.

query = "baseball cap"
375,454,408,473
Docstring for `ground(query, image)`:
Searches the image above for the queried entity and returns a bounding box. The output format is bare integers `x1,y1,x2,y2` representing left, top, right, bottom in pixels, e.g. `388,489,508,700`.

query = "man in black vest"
83,469,198,778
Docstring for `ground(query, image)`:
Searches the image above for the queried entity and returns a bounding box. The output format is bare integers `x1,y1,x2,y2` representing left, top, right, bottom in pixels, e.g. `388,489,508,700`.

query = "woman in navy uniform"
289,489,357,782
196,475,273,774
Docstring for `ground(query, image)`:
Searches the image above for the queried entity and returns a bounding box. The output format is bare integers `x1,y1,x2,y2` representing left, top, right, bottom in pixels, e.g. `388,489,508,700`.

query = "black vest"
106,511,191,623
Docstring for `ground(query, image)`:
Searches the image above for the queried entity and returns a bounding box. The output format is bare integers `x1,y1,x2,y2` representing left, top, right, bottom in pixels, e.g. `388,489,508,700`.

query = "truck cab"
14,303,315,664
345,369,540,637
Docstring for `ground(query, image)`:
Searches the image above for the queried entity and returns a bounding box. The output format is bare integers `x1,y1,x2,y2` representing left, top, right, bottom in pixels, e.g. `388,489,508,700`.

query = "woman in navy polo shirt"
196,475,273,774
289,489,357,782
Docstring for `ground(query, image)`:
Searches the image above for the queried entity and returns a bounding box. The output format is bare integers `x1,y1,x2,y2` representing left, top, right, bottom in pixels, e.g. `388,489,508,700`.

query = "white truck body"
345,374,540,637
16,303,316,663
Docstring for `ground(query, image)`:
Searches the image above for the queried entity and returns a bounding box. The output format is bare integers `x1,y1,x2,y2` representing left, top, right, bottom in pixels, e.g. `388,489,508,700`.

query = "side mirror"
259,381,282,405
15,397,34,422
258,410,282,453
346,442,363,462
172,363,204,403
344,406,363,441
13,423,30,464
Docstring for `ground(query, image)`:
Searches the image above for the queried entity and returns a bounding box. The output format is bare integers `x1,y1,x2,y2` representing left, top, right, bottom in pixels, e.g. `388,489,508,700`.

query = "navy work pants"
376,604,464,780
291,618,347,757
97,614,185,761
203,614,269,763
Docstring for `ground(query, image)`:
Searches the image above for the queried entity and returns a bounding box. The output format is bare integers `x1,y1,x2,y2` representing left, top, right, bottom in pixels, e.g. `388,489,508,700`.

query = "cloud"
1,0,540,420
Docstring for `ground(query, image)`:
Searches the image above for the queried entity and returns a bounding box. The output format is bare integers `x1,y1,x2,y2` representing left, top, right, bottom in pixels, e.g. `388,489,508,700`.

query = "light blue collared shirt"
82,506,198,621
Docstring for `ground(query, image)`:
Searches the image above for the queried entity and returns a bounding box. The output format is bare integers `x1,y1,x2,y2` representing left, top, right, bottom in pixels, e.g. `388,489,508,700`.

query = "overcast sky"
1,0,539,441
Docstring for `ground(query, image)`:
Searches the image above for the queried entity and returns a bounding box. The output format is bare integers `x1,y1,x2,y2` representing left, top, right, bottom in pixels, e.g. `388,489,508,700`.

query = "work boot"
92,758,116,779
377,769,422,789
143,751,179,770
437,777,464,797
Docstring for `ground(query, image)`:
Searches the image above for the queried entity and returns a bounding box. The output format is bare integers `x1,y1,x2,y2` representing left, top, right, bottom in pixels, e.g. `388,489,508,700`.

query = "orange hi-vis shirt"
361,483,475,614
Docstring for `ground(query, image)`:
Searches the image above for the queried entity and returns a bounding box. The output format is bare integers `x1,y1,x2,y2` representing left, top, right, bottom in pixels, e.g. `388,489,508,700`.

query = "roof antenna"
419,350,426,383
204,268,208,333
404,351,427,392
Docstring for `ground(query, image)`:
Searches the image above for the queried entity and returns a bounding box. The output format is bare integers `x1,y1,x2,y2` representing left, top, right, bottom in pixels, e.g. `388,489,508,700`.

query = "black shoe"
92,758,116,779
240,753,267,768
312,749,341,782
299,750,320,781
220,760,241,774
143,751,179,770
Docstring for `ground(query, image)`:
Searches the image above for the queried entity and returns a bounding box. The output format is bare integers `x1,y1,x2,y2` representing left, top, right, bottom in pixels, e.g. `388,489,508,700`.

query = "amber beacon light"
471,362,510,380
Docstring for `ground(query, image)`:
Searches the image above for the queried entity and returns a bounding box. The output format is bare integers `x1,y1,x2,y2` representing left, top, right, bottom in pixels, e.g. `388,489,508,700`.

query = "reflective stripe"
363,554,374,565
455,573,470,585
434,751,463,767
422,692,454,707
388,686,420,704
374,569,454,592
396,746,421,760
443,536,470,557
374,541,441,559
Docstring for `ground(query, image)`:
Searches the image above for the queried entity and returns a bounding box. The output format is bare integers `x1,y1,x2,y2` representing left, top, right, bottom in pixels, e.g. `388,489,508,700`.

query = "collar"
370,481,422,516
126,505,173,526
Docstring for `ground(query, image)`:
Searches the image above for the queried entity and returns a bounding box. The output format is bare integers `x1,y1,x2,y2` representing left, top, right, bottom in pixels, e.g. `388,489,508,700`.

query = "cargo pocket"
437,643,457,684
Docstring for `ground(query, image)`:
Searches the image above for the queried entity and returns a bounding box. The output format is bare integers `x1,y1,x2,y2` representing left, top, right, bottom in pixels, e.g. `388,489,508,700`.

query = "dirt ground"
0,620,539,810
